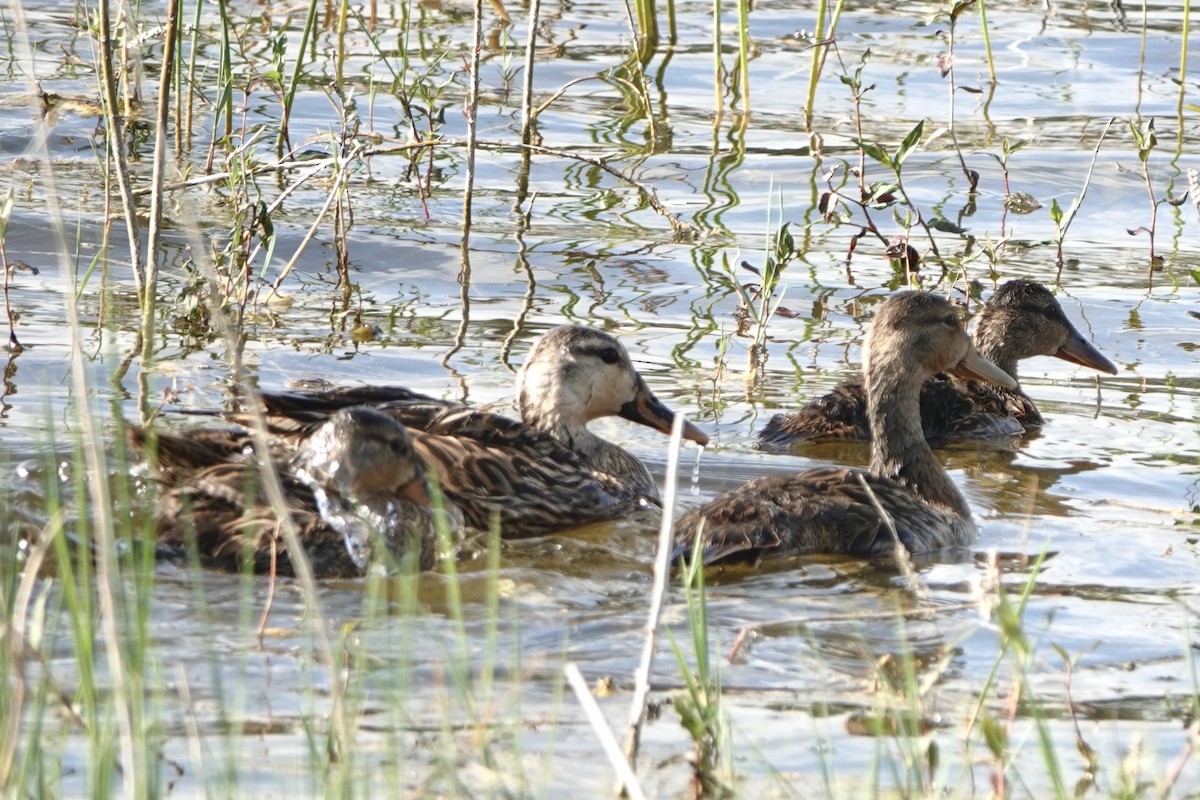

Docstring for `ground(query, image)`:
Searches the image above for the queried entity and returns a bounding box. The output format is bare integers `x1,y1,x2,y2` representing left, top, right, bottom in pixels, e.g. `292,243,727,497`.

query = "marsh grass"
668,534,733,796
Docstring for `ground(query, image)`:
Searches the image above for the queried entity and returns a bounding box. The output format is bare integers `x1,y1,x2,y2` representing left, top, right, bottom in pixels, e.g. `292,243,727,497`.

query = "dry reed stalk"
143,0,182,362
623,414,688,770
518,0,542,148
564,663,647,800
268,162,355,299
442,0,486,366
855,472,925,601
461,0,483,257
1053,117,1114,283
96,0,146,305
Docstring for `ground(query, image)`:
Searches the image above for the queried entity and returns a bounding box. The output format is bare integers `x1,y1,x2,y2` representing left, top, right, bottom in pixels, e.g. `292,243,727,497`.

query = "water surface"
2,0,1199,795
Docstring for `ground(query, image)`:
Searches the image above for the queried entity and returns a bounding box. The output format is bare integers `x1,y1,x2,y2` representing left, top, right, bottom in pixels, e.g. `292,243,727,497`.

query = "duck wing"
260,385,449,415
156,462,364,577
251,388,460,439
128,424,296,486
410,407,636,537
672,467,972,566
757,377,871,450
758,372,1031,450
919,377,1030,440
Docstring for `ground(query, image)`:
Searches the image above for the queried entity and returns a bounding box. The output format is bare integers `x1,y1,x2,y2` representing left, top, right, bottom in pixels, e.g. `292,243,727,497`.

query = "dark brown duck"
674,291,1017,566
147,406,459,577
757,280,1117,450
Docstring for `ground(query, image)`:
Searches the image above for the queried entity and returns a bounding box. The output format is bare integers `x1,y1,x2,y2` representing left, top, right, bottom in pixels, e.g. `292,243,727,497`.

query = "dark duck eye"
597,346,622,365
1041,304,1065,323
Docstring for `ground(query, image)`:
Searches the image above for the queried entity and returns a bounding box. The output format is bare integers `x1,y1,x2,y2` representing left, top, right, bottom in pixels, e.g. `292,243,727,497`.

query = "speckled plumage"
139,326,709,539
757,280,1117,450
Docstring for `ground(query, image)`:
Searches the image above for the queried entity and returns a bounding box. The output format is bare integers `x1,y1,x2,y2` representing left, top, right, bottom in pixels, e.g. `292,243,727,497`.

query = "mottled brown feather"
758,280,1115,450
146,407,456,576
140,326,706,539
676,291,1018,566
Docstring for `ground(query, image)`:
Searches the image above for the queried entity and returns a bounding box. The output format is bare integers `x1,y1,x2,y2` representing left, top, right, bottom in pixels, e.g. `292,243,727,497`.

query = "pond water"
2,0,1199,796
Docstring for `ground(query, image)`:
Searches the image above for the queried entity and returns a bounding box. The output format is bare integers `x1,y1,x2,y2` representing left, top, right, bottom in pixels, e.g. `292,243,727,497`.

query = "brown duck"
674,291,1017,566
757,280,1117,450
148,406,459,577
141,326,709,538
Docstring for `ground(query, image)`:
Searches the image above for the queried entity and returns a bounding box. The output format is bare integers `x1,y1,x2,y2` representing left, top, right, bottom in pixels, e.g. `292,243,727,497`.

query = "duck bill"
950,343,1018,389
1055,326,1118,375
619,380,710,446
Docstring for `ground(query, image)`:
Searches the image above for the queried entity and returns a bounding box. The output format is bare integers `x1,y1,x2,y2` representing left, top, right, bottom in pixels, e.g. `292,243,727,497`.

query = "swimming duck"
674,291,1017,566
149,406,459,577
757,280,1117,449
145,326,709,537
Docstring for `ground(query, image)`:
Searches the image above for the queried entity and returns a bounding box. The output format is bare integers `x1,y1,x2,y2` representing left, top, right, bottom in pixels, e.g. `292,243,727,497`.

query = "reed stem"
623,414,687,767
96,0,145,306
142,0,182,364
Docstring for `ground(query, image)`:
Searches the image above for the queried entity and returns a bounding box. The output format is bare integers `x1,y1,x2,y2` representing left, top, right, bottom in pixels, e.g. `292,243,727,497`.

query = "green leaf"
1049,197,1064,225
866,182,899,205
950,0,976,23
854,140,893,170
1002,137,1029,158
894,120,925,169
774,222,795,261
982,715,1008,759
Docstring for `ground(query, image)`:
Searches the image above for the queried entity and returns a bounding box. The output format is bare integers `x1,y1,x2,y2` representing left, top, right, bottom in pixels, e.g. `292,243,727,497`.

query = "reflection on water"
1,0,1198,793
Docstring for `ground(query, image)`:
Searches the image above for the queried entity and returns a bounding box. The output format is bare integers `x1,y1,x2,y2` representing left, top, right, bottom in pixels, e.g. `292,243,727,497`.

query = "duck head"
866,292,1018,390
515,326,709,446
975,280,1118,378
292,406,431,506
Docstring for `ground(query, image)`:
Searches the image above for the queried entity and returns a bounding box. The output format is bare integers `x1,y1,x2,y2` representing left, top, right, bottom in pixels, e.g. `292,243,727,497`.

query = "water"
2,0,1199,795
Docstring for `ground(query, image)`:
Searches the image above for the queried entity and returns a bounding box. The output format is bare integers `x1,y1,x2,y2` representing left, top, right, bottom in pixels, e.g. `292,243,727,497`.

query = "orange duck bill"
949,343,1018,389
619,378,709,446
1055,325,1119,375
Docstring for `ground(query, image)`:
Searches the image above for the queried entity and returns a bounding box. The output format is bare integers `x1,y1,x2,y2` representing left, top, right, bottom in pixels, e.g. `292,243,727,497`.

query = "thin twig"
530,75,604,120
623,413,687,770
856,472,925,599
461,0,483,257
129,155,349,196
96,0,146,302
1054,117,1115,283
564,663,648,800
519,0,542,147
142,0,181,362
267,163,353,299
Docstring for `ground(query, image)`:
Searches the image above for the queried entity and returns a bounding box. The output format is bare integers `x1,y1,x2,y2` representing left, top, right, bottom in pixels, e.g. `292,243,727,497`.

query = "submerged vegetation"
1,0,1198,796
